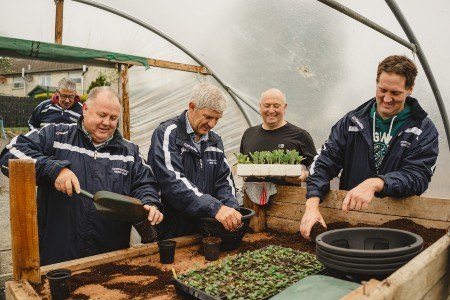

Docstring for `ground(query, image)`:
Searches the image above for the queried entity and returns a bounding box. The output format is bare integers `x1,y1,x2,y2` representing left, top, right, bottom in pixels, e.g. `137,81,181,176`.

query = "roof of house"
0,58,83,76
27,85,57,96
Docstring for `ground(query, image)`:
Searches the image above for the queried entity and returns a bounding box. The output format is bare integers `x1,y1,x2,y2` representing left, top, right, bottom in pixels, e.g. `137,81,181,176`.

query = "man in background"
28,77,83,130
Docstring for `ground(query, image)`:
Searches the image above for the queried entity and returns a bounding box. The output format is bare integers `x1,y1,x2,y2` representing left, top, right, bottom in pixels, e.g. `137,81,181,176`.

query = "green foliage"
234,149,304,165
0,57,12,73
87,73,109,93
34,92,88,102
179,245,324,299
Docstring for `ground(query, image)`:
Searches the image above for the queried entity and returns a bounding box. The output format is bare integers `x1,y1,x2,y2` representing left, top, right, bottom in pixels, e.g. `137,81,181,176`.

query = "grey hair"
85,86,121,106
260,88,287,104
57,77,77,93
191,83,227,112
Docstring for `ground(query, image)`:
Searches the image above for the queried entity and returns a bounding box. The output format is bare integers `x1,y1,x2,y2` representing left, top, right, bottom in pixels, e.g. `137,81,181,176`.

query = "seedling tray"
173,245,324,300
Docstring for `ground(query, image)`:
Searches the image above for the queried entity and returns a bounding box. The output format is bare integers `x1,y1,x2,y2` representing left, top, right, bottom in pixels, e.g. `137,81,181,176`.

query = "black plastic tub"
315,227,423,257
198,207,255,251
315,245,422,264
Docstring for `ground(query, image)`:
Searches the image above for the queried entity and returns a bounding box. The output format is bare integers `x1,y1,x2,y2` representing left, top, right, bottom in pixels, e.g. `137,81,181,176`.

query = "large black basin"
198,207,255,251
315,227,423,277
316,227,423,257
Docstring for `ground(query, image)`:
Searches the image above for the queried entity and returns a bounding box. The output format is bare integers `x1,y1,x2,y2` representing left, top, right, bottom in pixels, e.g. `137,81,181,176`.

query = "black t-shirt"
240,122,317,167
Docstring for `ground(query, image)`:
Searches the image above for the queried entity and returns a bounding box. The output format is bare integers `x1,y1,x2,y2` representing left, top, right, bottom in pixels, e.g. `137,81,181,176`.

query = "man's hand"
342,178,384,212
215,205,243,231
144,205,164,225
300,197,326,240
55,168,80,196
283,170,309,185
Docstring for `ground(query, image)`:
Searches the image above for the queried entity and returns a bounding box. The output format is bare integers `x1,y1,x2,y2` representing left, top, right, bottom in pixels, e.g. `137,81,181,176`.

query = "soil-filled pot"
133,220,158,243
202,237,222,261
46,269,71,300
158,240,177,264
198,207,255,251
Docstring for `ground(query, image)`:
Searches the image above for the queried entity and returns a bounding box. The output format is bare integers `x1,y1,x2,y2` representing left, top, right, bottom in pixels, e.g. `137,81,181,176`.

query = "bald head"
259,88,287,130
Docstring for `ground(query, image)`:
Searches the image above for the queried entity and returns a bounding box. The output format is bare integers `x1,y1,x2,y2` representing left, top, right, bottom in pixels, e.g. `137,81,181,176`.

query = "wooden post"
243,192,266,232
54,0,64,44
119,64,130,140
9,159,40,283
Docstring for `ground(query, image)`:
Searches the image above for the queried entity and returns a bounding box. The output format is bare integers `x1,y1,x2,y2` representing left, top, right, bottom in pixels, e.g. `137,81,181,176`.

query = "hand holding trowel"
78,188,160,243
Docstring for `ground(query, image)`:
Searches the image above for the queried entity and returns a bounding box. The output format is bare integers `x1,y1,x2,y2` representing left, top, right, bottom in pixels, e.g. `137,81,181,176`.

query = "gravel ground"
0,137,12,299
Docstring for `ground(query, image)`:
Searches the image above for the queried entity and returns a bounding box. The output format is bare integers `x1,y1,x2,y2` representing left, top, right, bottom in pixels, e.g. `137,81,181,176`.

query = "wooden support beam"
119,64,130,140
243,193,266,232
9,160,40,283
147,58,210,74
54,0,64,44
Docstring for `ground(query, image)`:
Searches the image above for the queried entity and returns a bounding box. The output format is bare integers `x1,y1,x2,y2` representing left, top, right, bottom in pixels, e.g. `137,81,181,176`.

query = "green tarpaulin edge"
0,36,149,68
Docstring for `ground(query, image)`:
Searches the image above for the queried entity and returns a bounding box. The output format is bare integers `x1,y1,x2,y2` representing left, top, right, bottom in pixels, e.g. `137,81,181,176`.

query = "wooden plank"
362,235,449,300
421,271,449,300
267,202,450,230
272,186,450,222
9,160,40,283
243,193,266,232
341,279,380,300
119,64,130,140
5,280,40,300
147,58,210,74
54,0,64,44
40,234,201,275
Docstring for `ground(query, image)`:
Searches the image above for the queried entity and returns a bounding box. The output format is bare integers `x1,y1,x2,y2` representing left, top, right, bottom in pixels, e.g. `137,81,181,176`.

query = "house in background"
0,58,117,97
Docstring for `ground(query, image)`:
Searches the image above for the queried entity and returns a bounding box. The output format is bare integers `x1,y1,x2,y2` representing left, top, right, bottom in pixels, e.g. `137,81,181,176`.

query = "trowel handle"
79,189,94,199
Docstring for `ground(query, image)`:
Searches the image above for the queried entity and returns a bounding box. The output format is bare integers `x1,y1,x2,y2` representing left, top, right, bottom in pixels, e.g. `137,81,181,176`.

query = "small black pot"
133,220,158,243
46,269,71,300
198,207,255,251
202,237,222,261
158,240,177,264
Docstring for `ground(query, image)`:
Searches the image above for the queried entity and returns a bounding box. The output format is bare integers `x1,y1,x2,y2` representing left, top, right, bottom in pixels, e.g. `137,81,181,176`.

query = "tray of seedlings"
173,245,324,300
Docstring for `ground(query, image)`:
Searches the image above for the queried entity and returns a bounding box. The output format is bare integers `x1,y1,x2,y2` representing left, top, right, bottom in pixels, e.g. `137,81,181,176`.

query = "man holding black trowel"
1,86,163,265
148,82,241,240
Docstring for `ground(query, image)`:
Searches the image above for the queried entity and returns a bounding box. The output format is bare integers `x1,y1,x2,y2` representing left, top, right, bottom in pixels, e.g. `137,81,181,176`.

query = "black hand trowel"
79,189,158,243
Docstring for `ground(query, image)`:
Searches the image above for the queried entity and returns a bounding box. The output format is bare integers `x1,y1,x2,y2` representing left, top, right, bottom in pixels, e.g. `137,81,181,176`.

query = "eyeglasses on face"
60,94,76,100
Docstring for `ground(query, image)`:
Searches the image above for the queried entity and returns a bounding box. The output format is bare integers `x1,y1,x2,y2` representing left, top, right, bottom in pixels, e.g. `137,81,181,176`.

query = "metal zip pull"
94,150,97,159
199,158,203,169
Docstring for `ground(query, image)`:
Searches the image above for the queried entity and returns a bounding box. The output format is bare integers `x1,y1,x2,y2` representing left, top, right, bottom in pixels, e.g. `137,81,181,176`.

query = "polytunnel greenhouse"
0,1,449,299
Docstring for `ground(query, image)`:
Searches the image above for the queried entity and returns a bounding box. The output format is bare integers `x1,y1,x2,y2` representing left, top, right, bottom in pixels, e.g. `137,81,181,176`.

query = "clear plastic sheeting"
1,0,449,198
129,67,248,162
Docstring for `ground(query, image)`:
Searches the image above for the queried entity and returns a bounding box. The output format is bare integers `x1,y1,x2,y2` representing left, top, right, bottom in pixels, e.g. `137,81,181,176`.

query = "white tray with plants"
235,149,304,177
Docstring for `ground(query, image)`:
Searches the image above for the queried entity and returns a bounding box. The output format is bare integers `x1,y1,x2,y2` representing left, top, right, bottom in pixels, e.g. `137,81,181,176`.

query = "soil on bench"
31,218,445,300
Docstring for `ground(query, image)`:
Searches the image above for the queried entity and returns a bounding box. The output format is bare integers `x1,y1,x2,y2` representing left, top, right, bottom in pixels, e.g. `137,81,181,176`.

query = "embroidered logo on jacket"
182,143,199,153
112,168,129,176
207,159,217,165
55,131,68,135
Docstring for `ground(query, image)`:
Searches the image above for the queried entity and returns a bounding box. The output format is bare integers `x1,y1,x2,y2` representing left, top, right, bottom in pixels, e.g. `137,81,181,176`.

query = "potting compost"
30,219,445,299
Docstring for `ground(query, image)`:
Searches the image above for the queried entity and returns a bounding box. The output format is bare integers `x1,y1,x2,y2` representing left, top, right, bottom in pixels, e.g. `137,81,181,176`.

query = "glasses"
60,94,76,100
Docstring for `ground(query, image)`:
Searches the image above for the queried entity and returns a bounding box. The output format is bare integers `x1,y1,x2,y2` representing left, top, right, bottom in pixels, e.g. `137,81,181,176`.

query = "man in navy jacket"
28,77,83,130
148,83,241,239
1,86,163,265
300,55,439,239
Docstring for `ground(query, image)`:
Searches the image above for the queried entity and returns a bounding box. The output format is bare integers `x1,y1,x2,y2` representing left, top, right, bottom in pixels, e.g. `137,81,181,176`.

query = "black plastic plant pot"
158,240,177,264
315,246,422,264
198,207,255,251
133,220,158,243
46,269,71,300
316,251,408,271
202,237,222,261
315,227,423,257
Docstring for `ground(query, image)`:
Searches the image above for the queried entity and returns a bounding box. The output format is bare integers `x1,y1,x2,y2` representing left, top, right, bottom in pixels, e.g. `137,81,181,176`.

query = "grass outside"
4,127,28,137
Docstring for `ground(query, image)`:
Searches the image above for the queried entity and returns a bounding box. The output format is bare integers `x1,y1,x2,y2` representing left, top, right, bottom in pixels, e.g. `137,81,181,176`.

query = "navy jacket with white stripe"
28,99,83,130
148,111,239,239
0,118,162,265
306,97,439,200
